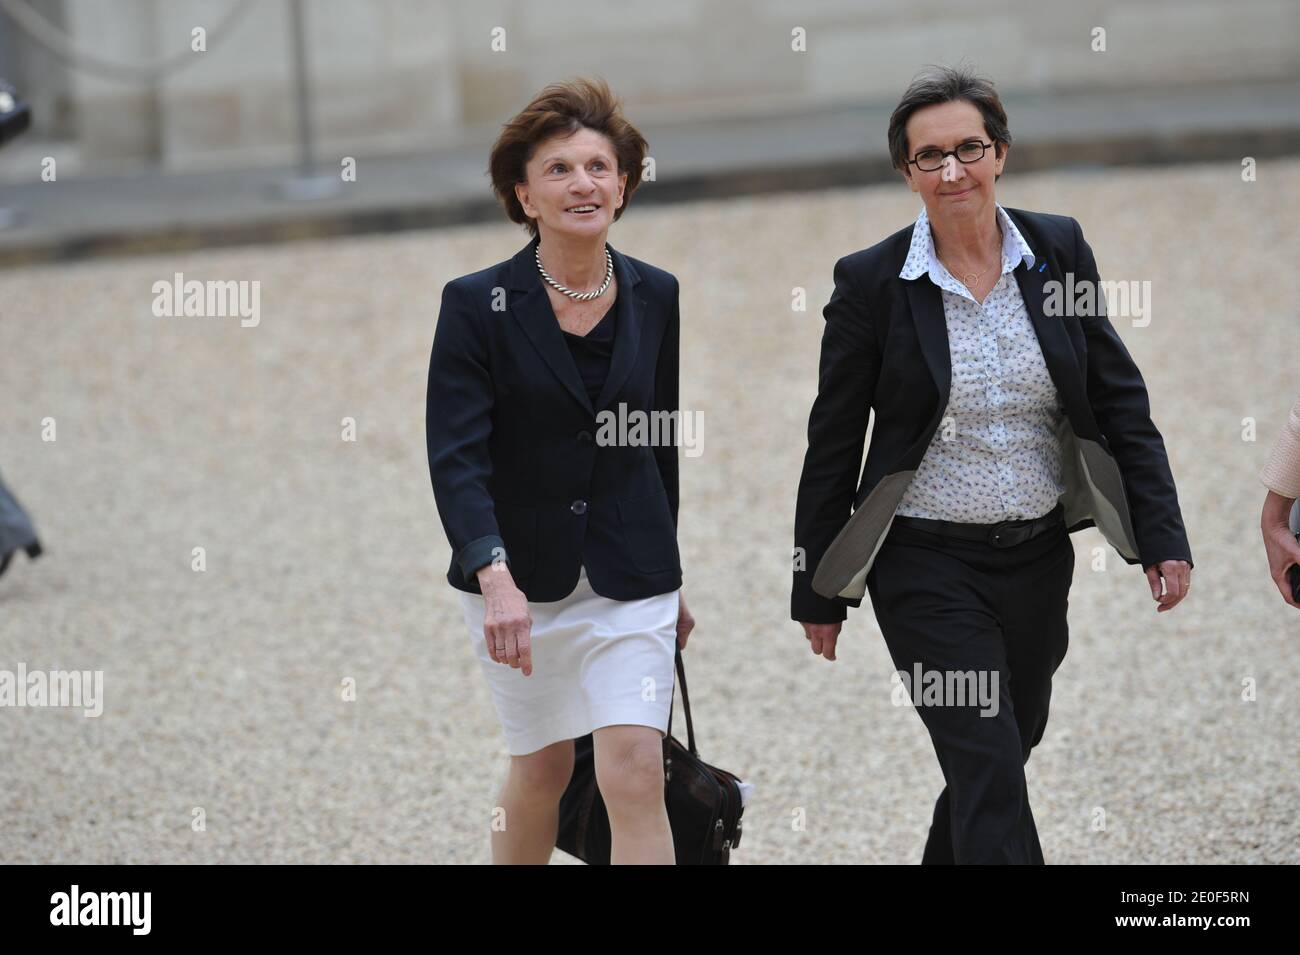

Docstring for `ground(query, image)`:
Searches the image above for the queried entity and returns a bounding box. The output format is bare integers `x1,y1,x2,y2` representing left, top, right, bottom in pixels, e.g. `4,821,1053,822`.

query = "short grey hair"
888,63,1011,181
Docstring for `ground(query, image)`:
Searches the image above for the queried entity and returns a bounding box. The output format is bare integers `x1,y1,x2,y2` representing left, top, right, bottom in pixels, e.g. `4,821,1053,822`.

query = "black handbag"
556,646,745,864
1290,500,1300,603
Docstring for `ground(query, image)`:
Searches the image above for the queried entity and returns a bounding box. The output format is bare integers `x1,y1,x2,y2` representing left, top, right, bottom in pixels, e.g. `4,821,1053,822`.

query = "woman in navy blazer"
792,66,1193,864
426,77,692,864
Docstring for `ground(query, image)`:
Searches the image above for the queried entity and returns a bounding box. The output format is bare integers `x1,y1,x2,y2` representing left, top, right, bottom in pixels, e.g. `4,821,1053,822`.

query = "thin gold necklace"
939,223,1003,288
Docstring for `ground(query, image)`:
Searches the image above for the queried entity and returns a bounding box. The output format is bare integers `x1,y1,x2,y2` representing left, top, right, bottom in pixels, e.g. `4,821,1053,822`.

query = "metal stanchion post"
272,0,342,201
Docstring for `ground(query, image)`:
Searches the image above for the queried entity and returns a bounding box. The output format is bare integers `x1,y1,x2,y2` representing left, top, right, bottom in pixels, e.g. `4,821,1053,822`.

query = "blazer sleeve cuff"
792,605,848,625
456,534,506,580
1137,549,1194,571
791,585,860,623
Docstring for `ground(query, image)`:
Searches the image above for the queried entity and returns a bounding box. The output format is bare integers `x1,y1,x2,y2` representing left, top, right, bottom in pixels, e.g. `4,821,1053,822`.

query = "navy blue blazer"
426,233,682,602
792,208,1193,623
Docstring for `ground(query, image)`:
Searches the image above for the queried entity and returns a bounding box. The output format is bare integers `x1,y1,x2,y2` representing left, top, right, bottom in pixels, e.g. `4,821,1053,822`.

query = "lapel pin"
1038,262,1047,272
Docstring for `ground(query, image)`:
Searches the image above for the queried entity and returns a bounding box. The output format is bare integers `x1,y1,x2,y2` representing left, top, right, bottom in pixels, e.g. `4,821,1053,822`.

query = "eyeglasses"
906,141,994,172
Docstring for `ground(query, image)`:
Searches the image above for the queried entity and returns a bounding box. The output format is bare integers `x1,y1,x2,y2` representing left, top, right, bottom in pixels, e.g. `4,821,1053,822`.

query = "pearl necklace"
536,245,614,301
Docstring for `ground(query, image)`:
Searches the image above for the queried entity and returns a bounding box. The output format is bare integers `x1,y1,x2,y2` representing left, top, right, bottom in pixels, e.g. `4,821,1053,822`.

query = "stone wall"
1,0,1297,172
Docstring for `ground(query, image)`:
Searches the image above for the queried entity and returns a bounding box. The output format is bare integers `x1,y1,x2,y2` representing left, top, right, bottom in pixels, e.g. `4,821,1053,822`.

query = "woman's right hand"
475,564,534,675
799,621,842,661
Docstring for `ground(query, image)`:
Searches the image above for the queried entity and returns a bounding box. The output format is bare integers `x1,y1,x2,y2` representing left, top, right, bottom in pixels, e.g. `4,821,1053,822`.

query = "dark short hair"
488,77,648,236
887,64,1011,182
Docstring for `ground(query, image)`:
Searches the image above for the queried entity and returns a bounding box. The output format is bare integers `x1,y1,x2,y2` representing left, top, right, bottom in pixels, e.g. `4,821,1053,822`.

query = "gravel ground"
1,158,1296,864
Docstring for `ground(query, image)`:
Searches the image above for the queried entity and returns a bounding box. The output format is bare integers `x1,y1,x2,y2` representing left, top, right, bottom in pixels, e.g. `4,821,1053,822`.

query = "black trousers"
865,510,1074,864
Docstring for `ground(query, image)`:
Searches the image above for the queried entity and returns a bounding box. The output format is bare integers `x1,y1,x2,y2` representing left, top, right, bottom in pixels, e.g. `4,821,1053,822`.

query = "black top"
561,294,618,407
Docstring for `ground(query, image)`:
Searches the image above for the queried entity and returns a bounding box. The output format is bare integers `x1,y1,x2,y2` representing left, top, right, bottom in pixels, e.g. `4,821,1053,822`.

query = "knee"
596,737,665,811
946,727,1026,800
1020,723,1045,762
1015,704,1051,762
508,744,575,802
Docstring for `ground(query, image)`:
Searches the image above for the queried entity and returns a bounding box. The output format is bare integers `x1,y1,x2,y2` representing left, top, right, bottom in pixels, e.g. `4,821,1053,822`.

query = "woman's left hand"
676,592,695,649
1144,559,1191,612
1261,490,1300,609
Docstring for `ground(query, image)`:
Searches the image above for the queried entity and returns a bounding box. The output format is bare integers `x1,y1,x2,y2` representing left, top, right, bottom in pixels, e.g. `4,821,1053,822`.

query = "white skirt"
459,564,682,756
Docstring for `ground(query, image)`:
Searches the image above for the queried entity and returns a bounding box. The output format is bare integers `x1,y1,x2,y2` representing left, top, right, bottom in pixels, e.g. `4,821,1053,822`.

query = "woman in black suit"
792,65,1193,863
426,77,693,864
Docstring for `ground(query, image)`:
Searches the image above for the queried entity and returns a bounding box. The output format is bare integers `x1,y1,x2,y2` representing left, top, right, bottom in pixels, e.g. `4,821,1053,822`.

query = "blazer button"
570,500,587,515
577,430,593,444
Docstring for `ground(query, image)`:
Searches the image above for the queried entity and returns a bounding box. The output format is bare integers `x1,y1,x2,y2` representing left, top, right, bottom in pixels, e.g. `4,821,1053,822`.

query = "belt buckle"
987,519,1024,548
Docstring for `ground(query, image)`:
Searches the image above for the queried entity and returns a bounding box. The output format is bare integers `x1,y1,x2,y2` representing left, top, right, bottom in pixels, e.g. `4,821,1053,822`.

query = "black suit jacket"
792,207,1193,623
426,233,682,601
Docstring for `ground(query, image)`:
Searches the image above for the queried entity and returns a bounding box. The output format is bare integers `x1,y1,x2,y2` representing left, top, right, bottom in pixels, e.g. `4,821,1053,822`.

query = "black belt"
891,502,1065,549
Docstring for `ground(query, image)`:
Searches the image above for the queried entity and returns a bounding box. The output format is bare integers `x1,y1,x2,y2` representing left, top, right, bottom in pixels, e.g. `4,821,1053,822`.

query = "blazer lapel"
593,244,644,413
903,278,952,463
1010,246,1098,442
508,236,595,415
905,278,951,408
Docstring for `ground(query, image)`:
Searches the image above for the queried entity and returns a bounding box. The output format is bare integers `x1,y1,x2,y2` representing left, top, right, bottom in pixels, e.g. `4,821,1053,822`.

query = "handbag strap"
666,644,697,756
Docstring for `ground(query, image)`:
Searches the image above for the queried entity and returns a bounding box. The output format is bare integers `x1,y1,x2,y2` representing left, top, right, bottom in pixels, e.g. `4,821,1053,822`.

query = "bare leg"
489,739,575,864
593,724,675,865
